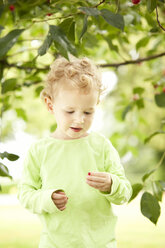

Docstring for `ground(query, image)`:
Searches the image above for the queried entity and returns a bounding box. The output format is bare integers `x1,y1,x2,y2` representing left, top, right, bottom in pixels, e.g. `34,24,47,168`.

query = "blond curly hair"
40,55,106,104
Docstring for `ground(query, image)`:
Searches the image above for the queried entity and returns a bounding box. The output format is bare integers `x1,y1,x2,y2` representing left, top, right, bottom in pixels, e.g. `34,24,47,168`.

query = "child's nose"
74,114,84,124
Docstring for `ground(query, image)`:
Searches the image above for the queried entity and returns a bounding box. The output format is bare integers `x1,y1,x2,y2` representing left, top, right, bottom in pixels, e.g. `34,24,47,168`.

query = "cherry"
9,5,15,11
132,0,141,4
46,13,52,16
163,87,165,93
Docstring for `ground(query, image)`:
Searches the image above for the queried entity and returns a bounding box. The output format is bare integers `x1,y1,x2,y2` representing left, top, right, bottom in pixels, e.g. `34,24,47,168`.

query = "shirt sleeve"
98,138,132,205
17,143,65,214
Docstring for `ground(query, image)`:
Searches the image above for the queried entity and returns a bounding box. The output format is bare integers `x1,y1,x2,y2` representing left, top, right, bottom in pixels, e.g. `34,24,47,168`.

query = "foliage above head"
0,0,165,66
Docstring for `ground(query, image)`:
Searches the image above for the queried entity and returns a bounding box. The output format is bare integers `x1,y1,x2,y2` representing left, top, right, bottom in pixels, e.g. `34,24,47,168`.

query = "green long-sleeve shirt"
17,131,132,248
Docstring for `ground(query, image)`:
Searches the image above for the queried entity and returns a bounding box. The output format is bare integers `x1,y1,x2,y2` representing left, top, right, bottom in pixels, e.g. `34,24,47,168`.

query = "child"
17,56,132,248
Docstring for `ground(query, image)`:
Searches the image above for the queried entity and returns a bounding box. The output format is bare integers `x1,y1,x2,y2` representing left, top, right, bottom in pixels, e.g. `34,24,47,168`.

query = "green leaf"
122,104,133,120
0,25,4,34
38,25,77,58
133,87,145,95
100,9,124,31
136,37,150,50
129,183,143,202
35,86,44,97
152,181,163,201
136,98,145,109
68,21,75,43
0,5,4,19
2,78,17,94
79,7,100,16
52,25,77,59
0,29,24,58
15,108,28,121
0,152,19,161
79,15,88,42
59,18,74,34
59,18,75,42
140,192,160,225
144,130,165,144
147,0,157,13
38,31,53,56
155,93,165,107
159,181,165,190
149,27,159,33
142,168,156,182
0,162,12,179
104,37,119,52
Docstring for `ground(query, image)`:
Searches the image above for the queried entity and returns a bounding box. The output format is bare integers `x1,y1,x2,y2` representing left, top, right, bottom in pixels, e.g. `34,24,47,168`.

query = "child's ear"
44,96,54,114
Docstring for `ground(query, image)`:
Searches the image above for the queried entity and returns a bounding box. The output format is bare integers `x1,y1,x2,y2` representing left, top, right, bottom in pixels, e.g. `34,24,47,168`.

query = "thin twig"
31,13,75,23
156,151,165,169
156,6,165,32
94,0,106,8
115,0,120,13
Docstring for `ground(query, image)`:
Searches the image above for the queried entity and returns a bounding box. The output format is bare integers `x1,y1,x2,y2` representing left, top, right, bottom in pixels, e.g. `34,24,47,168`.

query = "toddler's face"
48,83,99,140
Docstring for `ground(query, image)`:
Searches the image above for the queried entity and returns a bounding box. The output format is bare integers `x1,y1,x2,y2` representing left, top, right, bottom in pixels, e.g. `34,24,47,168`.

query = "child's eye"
66,111,92,115
66,111,74,114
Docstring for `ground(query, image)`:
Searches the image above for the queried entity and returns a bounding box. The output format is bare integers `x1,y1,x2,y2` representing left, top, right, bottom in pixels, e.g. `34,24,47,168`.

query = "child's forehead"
54,85,98,107
56,82,97,97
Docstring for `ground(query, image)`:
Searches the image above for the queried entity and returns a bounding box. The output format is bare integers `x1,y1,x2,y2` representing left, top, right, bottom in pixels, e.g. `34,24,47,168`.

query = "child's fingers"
52,191,67,199
55,191,67,197
57,191,65,195
51,191,68,211
52,192,68,203
59,206,66,211
55,197,68,204
56,201,68,208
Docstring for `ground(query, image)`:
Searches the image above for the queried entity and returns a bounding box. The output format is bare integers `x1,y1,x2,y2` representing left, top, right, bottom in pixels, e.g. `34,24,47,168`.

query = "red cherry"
46,13,52,16
163,87,165,93
132,0,141,4
9,5,15,11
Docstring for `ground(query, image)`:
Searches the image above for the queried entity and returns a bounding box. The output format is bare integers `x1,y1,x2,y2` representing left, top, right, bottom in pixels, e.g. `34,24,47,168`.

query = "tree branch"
98,52,165,68
1,52,165,71
156,6,165,32
0,60,49,71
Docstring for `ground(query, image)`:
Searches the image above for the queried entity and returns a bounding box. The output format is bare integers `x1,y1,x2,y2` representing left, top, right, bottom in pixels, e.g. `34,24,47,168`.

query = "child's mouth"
71,127,82,132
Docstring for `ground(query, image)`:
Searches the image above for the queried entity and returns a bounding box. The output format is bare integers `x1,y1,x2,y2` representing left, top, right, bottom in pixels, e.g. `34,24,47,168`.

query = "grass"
0,194,165,248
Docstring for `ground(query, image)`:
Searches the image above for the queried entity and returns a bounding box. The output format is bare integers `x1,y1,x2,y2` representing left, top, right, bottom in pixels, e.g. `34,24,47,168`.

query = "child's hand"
86,172,112,193
51,190,69,211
